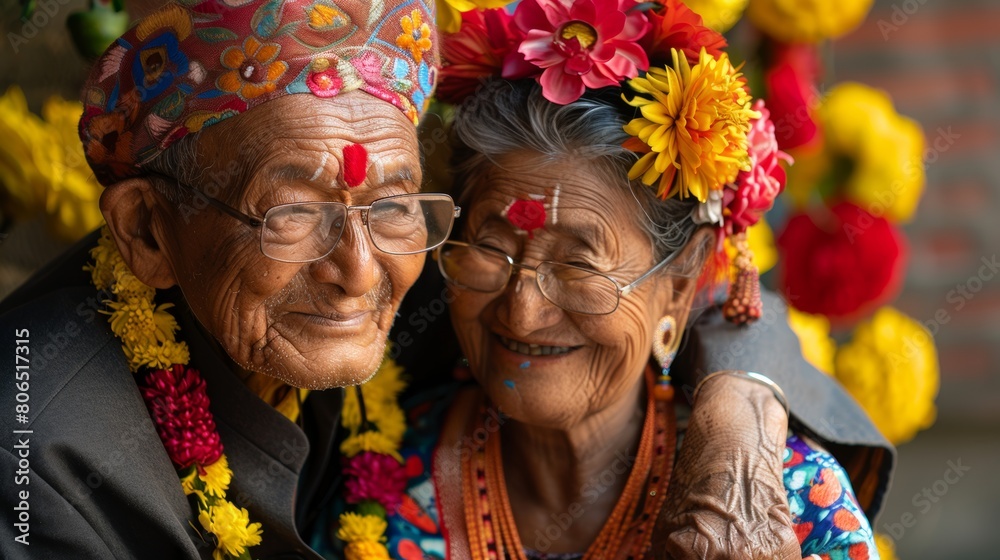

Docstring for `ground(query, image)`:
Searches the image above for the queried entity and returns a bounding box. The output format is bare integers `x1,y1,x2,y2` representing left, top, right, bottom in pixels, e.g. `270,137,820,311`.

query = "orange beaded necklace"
462,369,676,560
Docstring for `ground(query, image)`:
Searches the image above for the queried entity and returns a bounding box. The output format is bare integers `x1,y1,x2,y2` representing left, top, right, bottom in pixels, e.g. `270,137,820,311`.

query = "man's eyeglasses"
434,240,682,315
148,171,461,263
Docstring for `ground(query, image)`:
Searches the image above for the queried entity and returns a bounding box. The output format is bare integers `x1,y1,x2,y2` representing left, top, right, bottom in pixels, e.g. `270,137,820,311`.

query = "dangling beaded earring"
723,231,763,326
652,315,679,401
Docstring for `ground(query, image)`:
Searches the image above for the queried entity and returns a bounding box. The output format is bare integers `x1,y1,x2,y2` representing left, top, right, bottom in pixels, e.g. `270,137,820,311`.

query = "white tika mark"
310,152,329,182
551,184,560,225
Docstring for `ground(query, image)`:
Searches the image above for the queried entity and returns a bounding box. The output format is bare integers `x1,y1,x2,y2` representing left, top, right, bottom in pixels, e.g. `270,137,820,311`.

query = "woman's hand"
654,372,802,560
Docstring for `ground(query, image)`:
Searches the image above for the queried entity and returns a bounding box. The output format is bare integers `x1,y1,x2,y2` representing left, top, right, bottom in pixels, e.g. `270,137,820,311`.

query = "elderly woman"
320,81,880,558
311,2,889,554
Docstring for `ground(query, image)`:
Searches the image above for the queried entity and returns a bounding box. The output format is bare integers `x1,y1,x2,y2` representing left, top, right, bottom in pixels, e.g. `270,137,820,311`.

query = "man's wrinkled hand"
654,373,802,560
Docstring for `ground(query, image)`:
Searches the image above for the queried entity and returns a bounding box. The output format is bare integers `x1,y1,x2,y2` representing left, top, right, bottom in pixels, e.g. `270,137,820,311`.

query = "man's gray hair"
450,79,704,272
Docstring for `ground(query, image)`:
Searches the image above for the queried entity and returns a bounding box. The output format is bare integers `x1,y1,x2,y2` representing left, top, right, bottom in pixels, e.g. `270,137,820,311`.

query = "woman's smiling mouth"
497,334,577,356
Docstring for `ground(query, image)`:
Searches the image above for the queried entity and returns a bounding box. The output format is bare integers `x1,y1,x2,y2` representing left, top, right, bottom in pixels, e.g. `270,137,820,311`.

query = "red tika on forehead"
342,143,368,188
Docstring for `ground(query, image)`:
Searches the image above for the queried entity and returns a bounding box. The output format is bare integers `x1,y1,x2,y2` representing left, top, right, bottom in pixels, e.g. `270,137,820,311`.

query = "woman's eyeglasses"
434,240,681,315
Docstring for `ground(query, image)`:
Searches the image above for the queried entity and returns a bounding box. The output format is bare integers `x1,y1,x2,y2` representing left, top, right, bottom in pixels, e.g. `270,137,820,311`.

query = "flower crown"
436,0,790,324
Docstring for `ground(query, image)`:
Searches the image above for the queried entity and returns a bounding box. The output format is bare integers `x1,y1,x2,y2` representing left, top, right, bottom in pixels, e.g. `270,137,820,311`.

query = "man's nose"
309,212,379,297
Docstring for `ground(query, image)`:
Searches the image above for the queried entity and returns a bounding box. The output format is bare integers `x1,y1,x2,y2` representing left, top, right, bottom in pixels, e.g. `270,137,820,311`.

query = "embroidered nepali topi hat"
80,0,439,186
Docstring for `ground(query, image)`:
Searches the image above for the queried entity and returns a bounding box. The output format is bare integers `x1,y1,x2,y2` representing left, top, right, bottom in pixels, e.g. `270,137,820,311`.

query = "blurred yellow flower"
436,0,516,34
747,0,874,43
344,540,391,560
787,307,836,375
876,534,899,560
835,306,939,445
683,0,749,32
0,86,53,221
0,86,104,240
624,48,758,202
340,431,404,462
787,83,925,223
337,512,388,543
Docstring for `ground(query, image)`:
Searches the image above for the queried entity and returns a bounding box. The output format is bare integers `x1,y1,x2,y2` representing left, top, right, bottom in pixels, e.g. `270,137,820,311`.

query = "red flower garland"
141,364,224,470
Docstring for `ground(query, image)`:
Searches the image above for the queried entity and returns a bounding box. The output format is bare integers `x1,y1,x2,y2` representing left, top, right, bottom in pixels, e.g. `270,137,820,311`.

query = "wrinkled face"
450,153,680,428
157,93,424,389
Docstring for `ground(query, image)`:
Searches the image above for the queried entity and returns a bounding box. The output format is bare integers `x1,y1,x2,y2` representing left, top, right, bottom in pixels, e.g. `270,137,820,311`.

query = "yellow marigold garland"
336,350,409,557
87,226,262,560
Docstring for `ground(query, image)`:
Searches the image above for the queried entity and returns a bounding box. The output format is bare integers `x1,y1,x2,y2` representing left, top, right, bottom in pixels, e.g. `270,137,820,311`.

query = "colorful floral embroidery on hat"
80,0,439,187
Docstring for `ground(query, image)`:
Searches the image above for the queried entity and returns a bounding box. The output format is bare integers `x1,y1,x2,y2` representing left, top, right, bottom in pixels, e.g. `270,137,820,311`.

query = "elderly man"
0,0,891,558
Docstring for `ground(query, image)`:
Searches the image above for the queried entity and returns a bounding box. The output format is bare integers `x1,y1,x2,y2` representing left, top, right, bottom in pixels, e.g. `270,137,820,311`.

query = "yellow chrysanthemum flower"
683,0,749,32
340,431,404,462
835,307,940,445
624,48,758,203
198,501,263,560
180,468,199,496
200,455,232,498
87,229,125,290
344,540,391,560
787,307,836,375
876,534,898,560
337,512,388,543
342,356,407,430
124,339,191,372
436,0,515,34
374,402,407,445
747,0,874,43
106,298,181,348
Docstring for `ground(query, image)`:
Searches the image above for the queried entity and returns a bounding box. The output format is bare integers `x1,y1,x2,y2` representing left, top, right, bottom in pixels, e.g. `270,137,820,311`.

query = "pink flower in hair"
509,0,650,105
724,100,793,234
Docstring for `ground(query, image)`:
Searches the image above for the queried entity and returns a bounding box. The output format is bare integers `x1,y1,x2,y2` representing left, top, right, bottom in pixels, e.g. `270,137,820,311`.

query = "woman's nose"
496,269,563,335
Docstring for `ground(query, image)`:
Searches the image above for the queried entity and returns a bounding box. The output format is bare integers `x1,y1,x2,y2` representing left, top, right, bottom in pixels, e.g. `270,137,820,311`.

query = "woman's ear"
656,226,716,329
100,178,179,290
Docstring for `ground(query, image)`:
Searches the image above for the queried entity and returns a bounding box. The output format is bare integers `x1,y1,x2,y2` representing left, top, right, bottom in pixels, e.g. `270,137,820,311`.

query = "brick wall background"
831,1,1000,557
1,0,998,557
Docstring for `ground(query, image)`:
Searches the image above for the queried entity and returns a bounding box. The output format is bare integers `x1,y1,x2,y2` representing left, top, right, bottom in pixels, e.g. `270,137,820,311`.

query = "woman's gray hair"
451,79,705,274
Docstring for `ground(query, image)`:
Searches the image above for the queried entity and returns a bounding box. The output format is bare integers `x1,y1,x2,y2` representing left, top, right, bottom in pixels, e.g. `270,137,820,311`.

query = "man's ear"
100,178,178,289
656,226,716,329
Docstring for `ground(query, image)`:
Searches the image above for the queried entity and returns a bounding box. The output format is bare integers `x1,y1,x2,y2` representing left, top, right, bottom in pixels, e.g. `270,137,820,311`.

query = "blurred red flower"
765,43,822,151
777,202,908,324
